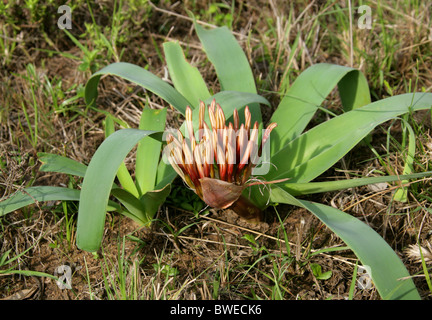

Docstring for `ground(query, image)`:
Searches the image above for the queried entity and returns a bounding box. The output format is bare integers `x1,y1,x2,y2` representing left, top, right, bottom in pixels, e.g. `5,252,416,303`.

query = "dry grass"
1,0,432,300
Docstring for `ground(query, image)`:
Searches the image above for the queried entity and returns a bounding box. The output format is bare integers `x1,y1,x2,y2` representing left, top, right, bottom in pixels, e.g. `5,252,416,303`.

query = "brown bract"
200,177,244,209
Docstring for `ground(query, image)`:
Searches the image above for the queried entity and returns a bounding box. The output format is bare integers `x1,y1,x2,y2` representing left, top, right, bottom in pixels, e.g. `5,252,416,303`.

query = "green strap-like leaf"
76,129,162,252
338,67,371,112
195,23,262,124
140,184,171,220
163,41,211,108
0,186,123,217
111,188,148,225
195,24,256,94
38,152,88,177
135,107,167,196
248,92,432,209
154,160,177,191
268,92,432,183
276,171,432,197
0,186,81,216
84,62,190,115
104,115,139,198
269,186,421,300
270,63,371,150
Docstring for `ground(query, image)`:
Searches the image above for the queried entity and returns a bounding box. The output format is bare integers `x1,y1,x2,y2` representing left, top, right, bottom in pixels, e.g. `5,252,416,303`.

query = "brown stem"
229,195,263,223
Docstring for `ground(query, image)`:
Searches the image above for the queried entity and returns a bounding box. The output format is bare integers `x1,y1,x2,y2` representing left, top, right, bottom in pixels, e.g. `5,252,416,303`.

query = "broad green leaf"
195,23,262,124
163,41,210,108
154,159,177,191
0,186,81,216
271,63,371,150
111,185,170,226
38,152,87,177
0,186,122,217
338,67,371,112
76,129,162,252
140,184,171,220
249,92,432,209
104,115,139,198
84,62,190,115
111,188,148,225
268,93,432,183
195,24,256,94
277,171,432,197
269,187,421,300
136,107,167,196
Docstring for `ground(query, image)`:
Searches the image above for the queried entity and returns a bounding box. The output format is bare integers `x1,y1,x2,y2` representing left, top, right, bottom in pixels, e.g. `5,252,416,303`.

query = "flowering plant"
165,100,281,222
2,23,432,300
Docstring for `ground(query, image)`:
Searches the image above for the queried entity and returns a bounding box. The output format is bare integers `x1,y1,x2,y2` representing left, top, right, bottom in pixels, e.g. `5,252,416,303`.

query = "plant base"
229,195,263,223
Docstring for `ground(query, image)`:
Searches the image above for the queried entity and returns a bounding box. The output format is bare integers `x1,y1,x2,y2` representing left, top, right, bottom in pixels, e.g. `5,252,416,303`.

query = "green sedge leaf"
111,188,149,225
84,62,190,115
38,152,87,177
277,171,432,197
136,107,167,196
0,186,81,216
104,115,139,198
140,184,171,220
268,93,432,183
0,186,123,217
163,41,210,108
271,63,371,150
195,23,262,124
76,129,162,252
269,186,421,300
